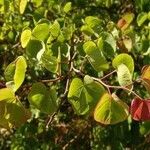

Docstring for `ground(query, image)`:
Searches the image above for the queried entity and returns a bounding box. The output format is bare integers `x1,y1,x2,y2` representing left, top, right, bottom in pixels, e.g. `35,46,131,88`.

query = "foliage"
0,0,150,149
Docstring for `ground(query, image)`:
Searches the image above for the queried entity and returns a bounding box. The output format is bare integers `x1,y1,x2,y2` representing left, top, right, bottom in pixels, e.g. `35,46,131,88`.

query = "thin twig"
92,77,142,100
41,76,64,83
100,70,117,80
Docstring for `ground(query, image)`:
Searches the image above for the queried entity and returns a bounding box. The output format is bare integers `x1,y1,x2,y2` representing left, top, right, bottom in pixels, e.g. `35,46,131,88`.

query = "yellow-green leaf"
19,0,28,14
94,93,129,125
21,28,32,48
14,56,27,91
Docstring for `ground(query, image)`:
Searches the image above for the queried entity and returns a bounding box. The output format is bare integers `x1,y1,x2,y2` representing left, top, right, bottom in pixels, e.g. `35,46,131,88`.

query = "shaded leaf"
28,83,57,114
83,41,109,71
26,40,43,58
41,50,58,73
94,93,129,125
68,76,106,115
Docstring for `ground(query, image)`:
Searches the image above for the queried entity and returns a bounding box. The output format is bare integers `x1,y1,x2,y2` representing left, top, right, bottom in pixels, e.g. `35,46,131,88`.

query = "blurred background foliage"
0,0,150,149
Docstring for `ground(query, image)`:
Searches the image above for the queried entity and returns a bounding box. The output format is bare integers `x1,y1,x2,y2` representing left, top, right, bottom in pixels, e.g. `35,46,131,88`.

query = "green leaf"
63,2,72,13
21,28,32,48
81,25,94,35
31,0,43,7
26,40,43,58
85,16,101,28
68,76,106,115
98,32,116,57
94,93,129,125
41,50,58,73
14,56,27,91
137,12,148,26
28,83,57,114
19,0,28,14
0,88,15,101
4,62,16,81
112,53,134,74
4,56,27,92
83,41,109,71
5,102,31,127
32,21,50,41
117,64,132,87
50,20,60,37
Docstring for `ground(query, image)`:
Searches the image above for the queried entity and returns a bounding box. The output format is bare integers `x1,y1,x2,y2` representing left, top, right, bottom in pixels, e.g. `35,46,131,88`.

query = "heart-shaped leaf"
68,75,106,115
94,93,129,125
117,64,132,87
28,83,57,114
130,98,150,121
112,53,134,74
83,41,109,71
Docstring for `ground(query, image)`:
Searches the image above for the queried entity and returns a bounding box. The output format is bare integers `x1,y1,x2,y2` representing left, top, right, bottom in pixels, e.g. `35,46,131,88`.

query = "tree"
0,0,150,149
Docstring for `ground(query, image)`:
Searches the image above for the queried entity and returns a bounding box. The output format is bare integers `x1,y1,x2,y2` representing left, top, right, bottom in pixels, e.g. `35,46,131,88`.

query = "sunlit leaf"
117,64,132,87
63,2,72,13
68,76,106,115
141,65,150,94
94,93,129,125
14,56,27,91
50,20,60,37
130,98,150,121
117,13,134,30
81,25,94,35
137,12,148,26
32,20,50,41
19,0,28,14
85,16,101,28
112,53,134,74
0,88,15,101
28,83,57,114
21,28,32,48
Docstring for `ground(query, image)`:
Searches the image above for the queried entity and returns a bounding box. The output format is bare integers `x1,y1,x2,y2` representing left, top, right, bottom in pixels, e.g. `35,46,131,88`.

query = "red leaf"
130,98,150,121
